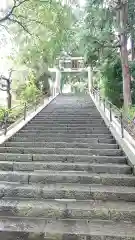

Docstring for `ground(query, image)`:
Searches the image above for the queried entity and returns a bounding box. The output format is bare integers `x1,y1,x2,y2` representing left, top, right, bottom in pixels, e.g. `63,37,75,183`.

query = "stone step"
34,118,103,121
28,122,106,126
0,154,126,164
33,114,102,117
24,125,107,130
10,137,115,144
39,116,103,119
0,199,135,222
37,115,101,117
14,162,131,173
16,133,112,138
31,112,101,115
24,172,135,186
4,142,119,150
0,160,130,173
35,114,101,117
32,120,105,126
30,120,105,124
0,147,122,156
0,218,134,239
1,183,135,201
37,111,100,113
32,154,126,163
19,129,110,134
0,171,133,186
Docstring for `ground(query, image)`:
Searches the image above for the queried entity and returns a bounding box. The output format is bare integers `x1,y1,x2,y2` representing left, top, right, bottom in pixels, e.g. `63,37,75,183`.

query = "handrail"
91,88,135,139
0,95,48,135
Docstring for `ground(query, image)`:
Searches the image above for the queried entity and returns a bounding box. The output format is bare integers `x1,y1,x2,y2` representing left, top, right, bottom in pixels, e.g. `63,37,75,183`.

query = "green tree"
0,0,76,99
82,0,132,112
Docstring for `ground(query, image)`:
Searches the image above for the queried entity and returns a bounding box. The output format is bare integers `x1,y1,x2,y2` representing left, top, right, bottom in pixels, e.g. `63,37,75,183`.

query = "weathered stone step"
26,172,135,185
36,118,102,121
30,120,105,124
16,133,112,138
0,147,122,156
1,183,135,201
4,142,118,150
33,114,102,117
0,154,126,164
14,162,131,173
0,171,133,186
36,112,101,115
20,129,110,134
35,113,101,116
24,125,107,130
34,119,103,123
28,122,106,126
39,116,102,118
0,218,134,239
32,154,126,163
10,137,115,144
35,114,101,117
0,158,130,172
0,199,135,222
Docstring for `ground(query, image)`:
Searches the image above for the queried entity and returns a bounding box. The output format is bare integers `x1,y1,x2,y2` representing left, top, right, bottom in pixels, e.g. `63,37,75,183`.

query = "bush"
20,82,41,103
100,57,123,108
0,108,6,122
127,106,135,122
129,61,135,104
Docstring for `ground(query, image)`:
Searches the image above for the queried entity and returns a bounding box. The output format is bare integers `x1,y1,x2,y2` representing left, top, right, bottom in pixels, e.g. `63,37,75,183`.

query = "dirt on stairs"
0,94,134,240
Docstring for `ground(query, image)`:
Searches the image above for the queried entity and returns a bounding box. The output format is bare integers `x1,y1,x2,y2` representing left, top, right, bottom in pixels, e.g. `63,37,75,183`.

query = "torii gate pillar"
87,66,93,93
55,68,61,94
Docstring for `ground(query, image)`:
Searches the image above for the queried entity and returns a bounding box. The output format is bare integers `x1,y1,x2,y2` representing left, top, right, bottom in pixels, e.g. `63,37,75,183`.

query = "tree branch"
0,76,10,82
8,17,32,35
0,87,7,92
0,0,30,23
12,13,44,25
0,24,10,34
90,35,120,49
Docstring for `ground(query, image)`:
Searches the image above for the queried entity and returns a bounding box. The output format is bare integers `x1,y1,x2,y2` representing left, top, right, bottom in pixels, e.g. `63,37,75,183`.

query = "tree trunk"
131,35,135,61
119,2,131,113
7,70,12,109
7,91,12,109
7,79,12,109
120,34,131,112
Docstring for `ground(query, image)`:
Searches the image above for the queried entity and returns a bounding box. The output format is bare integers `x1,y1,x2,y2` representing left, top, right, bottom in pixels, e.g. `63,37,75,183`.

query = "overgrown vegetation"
81,0,135,115
1,0,135,122
0,0,76,112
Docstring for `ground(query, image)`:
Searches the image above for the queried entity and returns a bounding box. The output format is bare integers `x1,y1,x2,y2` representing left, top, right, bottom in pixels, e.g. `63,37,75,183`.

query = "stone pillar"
55,68,61,94
87,65,93,93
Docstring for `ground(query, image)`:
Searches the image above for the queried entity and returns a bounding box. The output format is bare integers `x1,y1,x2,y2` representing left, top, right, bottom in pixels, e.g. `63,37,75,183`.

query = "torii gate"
49,56,93,94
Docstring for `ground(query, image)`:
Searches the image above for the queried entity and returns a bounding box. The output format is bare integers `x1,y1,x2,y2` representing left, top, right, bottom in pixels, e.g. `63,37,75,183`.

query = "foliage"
129,61,135,103
82,0,115,67
0,0,77,102
16,72,41,103
0,106,23,123
61,71,88,93
0,108,6,122
20,82,41,103
127,106,135,121
100,57,123,107
11,0,75,67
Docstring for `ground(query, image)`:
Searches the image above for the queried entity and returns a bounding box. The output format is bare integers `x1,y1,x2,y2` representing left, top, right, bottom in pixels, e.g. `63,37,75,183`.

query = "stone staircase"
0,94,135,239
